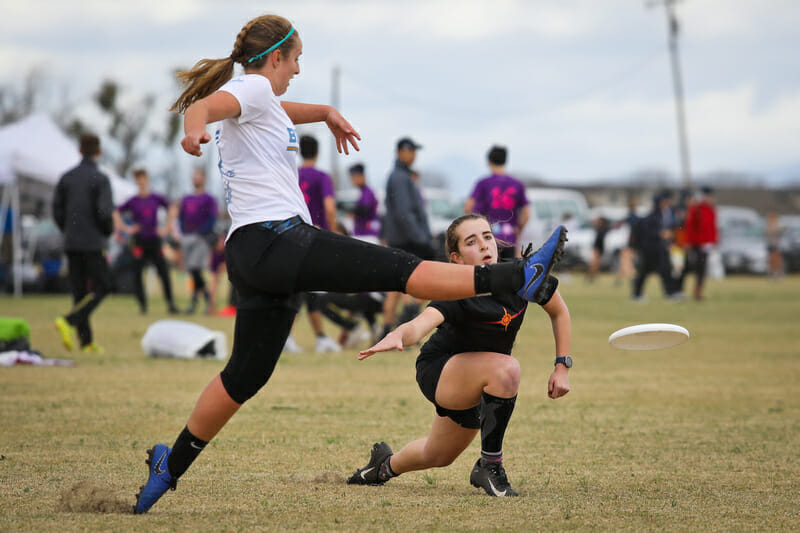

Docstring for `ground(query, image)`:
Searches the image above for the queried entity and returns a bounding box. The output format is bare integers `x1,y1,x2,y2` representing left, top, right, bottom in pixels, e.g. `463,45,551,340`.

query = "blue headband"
247,27,295,64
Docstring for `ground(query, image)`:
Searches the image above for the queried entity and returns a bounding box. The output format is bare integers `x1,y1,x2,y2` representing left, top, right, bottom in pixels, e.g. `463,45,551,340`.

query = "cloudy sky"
1,0,798,197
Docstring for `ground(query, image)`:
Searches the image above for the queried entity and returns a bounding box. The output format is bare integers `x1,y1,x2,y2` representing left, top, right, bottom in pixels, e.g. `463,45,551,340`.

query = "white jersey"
215,74,312,240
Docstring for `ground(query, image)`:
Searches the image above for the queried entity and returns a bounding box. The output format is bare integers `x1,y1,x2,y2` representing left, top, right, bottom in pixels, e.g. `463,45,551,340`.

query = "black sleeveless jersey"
419,292,528,360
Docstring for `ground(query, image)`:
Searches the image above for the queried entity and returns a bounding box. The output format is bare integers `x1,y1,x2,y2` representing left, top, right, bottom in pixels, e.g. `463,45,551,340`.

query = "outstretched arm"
281,101,361,155
358,307,444,360
542,289,571,399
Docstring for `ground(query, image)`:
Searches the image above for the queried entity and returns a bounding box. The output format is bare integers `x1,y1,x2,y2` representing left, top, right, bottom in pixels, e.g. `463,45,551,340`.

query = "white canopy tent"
0,114,137,297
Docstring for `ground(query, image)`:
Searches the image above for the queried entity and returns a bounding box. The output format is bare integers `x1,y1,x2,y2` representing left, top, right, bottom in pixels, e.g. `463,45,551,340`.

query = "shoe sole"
538,227,568,294
545,226,568,278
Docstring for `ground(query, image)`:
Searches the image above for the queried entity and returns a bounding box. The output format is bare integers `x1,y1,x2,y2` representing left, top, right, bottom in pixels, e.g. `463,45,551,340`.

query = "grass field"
1,274,799,531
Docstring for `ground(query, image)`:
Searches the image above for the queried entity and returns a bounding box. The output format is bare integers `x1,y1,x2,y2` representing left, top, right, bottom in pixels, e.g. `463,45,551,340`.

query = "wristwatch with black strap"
554,355,573,368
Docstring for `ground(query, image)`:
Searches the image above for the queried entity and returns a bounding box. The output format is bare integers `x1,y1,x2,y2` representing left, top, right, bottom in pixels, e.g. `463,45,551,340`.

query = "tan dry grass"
1,274,799,531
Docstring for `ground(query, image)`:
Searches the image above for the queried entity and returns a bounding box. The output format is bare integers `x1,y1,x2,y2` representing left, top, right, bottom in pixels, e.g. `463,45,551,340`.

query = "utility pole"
330,65,341,189
649,0,693,188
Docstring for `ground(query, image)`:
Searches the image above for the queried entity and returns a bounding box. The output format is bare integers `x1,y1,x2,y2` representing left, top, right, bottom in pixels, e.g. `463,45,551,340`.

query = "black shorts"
416,353,480,429
219,218,424,404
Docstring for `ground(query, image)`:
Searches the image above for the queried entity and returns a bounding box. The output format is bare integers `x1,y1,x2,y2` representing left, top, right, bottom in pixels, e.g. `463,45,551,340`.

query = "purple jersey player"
348,163,380,238
113,168,178,314
179,192,217,235
118,191,170,239
465,145,529,258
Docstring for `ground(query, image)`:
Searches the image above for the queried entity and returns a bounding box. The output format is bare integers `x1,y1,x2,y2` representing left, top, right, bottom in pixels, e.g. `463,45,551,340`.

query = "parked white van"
717,205,767,274
519,188,593,267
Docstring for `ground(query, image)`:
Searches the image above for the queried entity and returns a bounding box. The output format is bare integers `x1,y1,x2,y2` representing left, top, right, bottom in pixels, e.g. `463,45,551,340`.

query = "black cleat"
347,442,393,485
469,459,520,497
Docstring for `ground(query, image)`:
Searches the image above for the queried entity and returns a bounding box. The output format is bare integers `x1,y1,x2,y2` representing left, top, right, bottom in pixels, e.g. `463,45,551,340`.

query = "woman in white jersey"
133,13,568,514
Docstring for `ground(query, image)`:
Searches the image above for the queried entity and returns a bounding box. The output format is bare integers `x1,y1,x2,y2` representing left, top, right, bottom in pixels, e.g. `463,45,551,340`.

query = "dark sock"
480,392,517,460
475,262,525,296
167,426,208,479
377,455,397,482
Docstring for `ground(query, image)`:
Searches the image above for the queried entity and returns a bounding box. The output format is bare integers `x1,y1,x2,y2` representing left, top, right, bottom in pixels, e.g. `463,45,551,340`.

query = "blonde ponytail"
170,14,297,114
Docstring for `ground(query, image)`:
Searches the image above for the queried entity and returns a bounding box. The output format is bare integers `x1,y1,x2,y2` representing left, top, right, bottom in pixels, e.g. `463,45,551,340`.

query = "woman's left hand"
548,366,570,399
358,330,403,360
326,108,361,155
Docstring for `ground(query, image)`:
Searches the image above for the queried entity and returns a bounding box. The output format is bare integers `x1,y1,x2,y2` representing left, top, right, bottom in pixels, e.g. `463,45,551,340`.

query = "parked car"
519,188,593,268
716,206,767,274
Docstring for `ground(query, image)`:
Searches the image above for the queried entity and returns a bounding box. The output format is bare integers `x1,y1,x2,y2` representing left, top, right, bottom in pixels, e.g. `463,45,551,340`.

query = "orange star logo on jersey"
485,306,525,331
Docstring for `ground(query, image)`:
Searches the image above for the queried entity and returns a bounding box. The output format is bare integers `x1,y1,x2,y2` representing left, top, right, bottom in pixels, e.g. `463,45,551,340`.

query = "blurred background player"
114,168,179,314
381,137,434,336
464,145,529,260
587,216,610,283
346,162,380,244
297,134,341,352
177,168,218,314
684,186,718,299
630,191,681,302
52,133,114,353
348,214,571,497
766,211,784,281
615,197,641,286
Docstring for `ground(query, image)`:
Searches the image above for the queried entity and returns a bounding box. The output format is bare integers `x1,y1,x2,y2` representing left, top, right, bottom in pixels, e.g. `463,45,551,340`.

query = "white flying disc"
608,323,689,351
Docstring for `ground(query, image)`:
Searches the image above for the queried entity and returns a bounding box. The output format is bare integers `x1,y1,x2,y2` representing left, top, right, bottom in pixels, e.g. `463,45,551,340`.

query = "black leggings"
688,247,709,288
131,235,175,311
220,220,422,403
65,251,110,346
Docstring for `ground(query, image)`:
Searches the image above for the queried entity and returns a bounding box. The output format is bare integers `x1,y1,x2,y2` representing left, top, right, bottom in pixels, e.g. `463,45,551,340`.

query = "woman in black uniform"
348,214,572,497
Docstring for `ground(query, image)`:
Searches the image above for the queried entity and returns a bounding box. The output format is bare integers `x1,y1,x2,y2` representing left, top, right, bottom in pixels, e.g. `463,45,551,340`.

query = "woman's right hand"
181,131,211,157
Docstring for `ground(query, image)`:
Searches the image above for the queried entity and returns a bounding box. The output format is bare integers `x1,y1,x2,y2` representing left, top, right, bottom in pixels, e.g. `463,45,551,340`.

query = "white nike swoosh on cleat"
359,467,375,480
154,451,167,475
487,479,507,497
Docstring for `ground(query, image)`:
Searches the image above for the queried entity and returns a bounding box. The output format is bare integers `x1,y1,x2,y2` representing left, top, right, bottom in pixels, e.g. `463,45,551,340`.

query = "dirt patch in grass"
58,480,132,514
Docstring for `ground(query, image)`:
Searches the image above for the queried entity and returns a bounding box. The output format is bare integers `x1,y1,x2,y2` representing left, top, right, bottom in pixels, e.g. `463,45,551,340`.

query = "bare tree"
0,69,46,125
95,79,156,177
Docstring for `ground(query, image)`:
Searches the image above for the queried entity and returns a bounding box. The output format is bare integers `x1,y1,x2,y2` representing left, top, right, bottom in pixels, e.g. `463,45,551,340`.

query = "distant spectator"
114,168,179,314
347,163,380,244
631,191,680,302
587,216,610,282
464,145,529,259
298,135,337,232
52,133,114,353
298,134,341,352
670,188,694,294
615,197,641,286
382,137,433,335
684,187,718,299
766,211,784,280
178,168,218,314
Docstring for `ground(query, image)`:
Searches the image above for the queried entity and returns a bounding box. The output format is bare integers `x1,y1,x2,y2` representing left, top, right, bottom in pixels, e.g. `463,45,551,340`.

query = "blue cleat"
133,444,177,514
517,225,568,302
